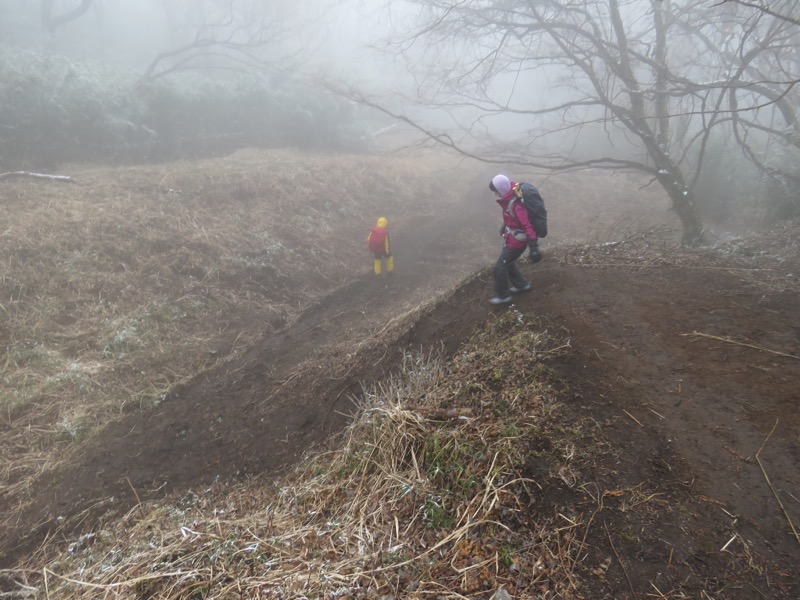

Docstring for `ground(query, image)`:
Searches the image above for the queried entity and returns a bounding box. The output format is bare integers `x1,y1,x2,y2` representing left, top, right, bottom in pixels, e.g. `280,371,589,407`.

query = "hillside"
1,149,799,598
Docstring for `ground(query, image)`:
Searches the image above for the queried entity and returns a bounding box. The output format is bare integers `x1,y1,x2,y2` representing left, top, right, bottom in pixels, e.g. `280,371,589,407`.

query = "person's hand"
499,224,506,236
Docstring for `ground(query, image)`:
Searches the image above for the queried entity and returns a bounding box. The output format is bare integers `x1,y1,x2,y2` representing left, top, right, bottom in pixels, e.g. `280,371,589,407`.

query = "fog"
0,1,404,82
0,1,667,150
1,0,798,238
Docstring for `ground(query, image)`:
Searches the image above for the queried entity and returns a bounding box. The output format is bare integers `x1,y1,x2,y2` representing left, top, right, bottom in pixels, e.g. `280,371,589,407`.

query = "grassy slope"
0,147,471,533
0,148,630,599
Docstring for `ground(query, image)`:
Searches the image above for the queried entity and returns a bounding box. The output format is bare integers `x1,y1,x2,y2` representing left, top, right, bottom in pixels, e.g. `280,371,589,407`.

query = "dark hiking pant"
494,245,529,298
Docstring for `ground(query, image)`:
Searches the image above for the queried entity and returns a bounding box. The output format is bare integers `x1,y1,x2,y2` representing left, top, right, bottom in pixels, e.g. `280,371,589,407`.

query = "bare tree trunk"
650,0,703,244
656,170,704,245
612,0,704,244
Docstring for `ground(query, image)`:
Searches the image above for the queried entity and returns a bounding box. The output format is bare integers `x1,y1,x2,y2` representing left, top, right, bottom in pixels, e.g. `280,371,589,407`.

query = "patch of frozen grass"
102,298,195,359
4,341,62,371
48,360,101,389
1,342,66,405
103,324,140,359
56,414,89,441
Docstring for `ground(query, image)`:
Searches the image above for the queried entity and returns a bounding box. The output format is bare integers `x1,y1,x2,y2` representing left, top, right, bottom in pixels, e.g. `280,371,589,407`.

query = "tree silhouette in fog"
371,0,800,244
41,0,93,34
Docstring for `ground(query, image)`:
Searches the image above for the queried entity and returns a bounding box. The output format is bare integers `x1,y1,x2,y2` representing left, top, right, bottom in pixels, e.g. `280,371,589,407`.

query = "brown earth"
1,157,799,598
532,255,800,598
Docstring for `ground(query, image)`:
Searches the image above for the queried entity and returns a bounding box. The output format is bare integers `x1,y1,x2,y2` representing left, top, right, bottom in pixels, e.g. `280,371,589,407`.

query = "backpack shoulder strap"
505,196,518,217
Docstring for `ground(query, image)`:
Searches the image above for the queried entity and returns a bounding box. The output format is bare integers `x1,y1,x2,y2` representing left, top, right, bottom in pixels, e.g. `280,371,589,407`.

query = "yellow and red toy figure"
367,217,394,276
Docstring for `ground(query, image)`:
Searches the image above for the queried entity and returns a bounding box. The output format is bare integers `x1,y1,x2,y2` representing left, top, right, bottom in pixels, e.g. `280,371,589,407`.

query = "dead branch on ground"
682,332,799,360
756,420,800,545
0,171,73,183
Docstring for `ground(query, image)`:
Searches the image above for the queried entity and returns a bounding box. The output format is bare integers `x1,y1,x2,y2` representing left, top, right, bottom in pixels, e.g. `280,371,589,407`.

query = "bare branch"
719,0,800,27
41,0,93,35
0,171,73,182
327,83,653,173
365,0,800,241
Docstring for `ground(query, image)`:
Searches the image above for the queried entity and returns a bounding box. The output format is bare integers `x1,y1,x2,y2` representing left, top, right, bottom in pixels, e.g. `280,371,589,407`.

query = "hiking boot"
489,296,512,305
509,283,532,294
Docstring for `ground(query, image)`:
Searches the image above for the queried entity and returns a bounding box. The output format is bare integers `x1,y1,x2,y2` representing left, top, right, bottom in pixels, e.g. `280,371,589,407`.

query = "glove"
499,224,506,236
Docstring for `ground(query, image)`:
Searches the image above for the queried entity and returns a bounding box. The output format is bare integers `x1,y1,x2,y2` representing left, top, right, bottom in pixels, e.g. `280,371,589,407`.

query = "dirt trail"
2,180,799,597
526,262,800,588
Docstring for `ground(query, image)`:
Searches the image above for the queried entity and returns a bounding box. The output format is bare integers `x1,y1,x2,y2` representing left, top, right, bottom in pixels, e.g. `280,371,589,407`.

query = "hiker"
488,174,541,305
367,216,394,276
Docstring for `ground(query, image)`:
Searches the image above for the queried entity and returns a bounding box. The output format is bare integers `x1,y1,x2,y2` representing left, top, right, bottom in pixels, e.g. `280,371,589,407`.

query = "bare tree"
37,0,304,84
365,0,799,244
711,1,800,183
141,0,289,82
720,0,800,27
41,0,94,34
140,0,295,85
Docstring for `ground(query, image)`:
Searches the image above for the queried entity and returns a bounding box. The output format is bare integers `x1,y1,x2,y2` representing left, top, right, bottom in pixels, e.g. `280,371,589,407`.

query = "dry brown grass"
0,147,473,528
8,310,586,599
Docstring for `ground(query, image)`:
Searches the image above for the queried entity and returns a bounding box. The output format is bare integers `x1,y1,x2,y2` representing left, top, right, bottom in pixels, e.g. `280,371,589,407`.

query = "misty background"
1,0,798,242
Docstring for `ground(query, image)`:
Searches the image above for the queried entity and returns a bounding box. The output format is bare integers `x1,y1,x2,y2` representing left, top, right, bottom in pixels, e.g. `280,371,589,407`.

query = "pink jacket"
497,183,537,249
368,226,389,254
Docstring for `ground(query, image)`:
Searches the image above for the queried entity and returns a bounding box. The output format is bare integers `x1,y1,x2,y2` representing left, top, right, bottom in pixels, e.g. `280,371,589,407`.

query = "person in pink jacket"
488,174,539,305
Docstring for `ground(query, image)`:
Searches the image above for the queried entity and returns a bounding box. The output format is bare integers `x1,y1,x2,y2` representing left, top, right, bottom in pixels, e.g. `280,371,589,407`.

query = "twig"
406,406,473,420
720,533,737,552
126,477,146,519
650,581,668,598
755,420,800,545
682,332,799,360
676,266,771,272
604,520,636,598
623,409,643,427
0,171,73,182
